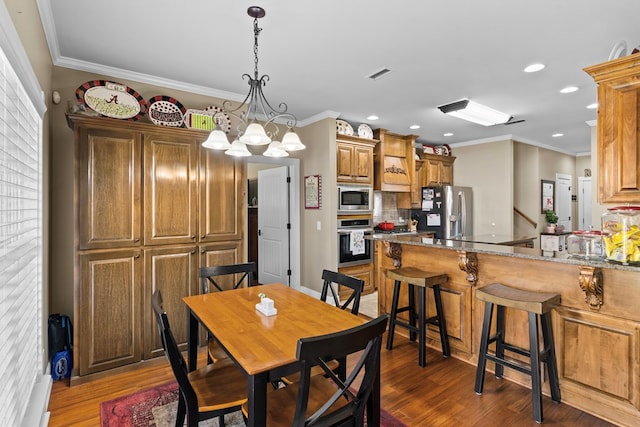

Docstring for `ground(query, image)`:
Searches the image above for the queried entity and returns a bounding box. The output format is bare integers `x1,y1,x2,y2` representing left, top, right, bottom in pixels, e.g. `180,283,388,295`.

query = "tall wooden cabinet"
69,114,245,379
585,55,640,203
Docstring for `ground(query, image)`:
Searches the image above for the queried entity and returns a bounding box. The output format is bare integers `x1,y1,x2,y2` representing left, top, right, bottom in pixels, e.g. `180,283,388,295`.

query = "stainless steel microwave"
338,184,372,213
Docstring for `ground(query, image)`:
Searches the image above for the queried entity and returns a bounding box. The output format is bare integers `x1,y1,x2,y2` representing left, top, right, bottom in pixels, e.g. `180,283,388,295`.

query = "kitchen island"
371,233,640,427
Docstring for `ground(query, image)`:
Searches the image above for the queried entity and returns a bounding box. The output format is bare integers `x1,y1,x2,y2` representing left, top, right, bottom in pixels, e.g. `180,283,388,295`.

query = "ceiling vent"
367,68,392,80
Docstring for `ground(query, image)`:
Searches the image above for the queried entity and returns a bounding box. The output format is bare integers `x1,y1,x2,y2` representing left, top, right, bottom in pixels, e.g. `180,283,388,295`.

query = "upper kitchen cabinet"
76,126,142,250
373,129,416,192
585,55,640,203
422,153,456,186
336,134,377,185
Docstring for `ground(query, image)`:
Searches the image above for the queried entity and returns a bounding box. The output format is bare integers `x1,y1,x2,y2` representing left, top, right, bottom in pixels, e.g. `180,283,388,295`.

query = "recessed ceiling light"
560,86,579,94
367,115,379,121
524,63,545,73
552,133,564,137
586,103,598,109
443,132,454,137
409,125,420,130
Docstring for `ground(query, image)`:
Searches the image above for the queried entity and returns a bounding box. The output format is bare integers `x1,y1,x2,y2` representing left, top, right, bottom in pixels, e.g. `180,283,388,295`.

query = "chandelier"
202,6,305,157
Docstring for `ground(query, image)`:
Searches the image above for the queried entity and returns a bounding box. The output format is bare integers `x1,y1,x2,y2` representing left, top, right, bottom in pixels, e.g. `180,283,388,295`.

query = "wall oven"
338,184,373,214
337,218,373,267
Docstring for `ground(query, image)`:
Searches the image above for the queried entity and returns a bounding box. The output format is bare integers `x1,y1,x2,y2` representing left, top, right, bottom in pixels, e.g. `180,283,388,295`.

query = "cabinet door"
423,158,443,185
78,127,141,249
144,134,198,245
338,263,374,298
144,245,198,359
337,143,355,182
78,250,142,375
199,147,244,242
353,145,374,185
440,160,454,185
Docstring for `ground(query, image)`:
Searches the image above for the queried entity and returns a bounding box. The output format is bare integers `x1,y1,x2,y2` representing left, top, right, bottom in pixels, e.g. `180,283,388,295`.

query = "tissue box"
255,298,277,316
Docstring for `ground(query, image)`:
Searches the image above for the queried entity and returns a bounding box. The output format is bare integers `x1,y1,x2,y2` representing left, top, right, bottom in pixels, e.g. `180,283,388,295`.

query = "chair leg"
408,284,417,342
494,305,505,379
418,286,426,367
474,301,493,395
541,312,561,403
529,312,543,423
219,414,225,427
175,394,186,427
432,284,450,357
386,280,401,350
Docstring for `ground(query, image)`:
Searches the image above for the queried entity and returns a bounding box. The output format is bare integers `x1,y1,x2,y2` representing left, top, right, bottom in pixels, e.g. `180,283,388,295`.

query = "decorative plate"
336,119,353,136
75,80,146,120
608,40,627,61
357,123,373,139
183,109,216,130
147,96,186,127
204,105,231,133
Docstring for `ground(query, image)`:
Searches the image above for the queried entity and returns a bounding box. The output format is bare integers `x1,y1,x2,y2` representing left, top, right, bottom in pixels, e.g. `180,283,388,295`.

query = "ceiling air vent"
367,68,392,80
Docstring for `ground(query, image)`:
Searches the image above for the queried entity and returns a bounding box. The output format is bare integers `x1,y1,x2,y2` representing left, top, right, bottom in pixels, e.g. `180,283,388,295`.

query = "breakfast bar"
371,233,640,427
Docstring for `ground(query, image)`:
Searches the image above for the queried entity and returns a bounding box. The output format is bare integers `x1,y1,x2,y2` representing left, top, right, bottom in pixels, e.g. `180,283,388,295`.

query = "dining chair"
320,269,365,315
151,290,247,427
200,262,258,363
242,314,389,426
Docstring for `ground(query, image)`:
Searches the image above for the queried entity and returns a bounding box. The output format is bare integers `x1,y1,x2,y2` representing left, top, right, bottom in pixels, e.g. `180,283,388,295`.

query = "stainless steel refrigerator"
419,185,473,239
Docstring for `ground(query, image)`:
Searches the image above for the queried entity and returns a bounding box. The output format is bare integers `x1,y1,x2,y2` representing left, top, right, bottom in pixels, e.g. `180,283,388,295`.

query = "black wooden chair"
242,314,389,426
319,269,365,315
151,290,247,427
200,262,257,363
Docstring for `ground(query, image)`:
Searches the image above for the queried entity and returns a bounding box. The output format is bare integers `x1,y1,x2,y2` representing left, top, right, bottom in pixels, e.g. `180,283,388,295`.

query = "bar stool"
474,283,561,423
385,267,450,367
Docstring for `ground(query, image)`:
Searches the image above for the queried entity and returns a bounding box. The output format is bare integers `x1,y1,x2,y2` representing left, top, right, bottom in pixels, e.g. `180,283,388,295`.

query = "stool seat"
476,283,561,314
475,283,561,423
386,267,449,367
386,267,448,288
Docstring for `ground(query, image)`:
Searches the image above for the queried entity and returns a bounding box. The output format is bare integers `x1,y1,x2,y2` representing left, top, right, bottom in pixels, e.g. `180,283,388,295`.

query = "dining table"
183,283,380,427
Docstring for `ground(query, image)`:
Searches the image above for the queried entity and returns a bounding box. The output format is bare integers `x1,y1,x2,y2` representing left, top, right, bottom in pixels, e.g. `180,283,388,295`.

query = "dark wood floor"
48,332,617,426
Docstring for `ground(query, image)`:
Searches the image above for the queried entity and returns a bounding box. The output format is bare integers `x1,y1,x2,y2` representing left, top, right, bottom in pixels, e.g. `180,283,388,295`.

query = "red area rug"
100,381,406,426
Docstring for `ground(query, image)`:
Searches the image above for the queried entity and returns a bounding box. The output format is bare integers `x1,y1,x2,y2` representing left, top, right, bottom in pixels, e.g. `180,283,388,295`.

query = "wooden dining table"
183,283,380,427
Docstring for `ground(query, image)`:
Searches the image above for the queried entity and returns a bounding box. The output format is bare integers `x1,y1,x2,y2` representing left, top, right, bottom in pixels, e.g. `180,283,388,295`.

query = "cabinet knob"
201,249,205,254
191,235,196,240
134,238,140,242
201,235,206,239
191,250,196,254
134,254,140,259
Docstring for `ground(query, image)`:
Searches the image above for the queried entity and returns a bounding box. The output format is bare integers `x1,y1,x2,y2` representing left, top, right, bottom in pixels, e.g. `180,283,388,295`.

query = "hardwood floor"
48,334,616,426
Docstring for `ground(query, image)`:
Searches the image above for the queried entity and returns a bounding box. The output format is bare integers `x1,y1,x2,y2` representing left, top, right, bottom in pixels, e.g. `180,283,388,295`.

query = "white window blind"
0,43,43,425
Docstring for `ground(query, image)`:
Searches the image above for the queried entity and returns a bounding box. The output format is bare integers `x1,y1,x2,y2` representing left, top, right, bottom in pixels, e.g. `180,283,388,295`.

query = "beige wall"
453,140,514,235
514,143,540,238
297,118,337,293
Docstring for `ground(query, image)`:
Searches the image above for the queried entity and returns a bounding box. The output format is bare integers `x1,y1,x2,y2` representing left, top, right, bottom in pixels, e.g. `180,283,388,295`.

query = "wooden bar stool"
385,267,450,367
474,283,561,423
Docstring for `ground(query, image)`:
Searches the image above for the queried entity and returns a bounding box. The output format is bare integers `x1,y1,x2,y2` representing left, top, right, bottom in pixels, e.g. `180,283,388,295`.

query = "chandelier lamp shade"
437,98,512,126
204,6,305,157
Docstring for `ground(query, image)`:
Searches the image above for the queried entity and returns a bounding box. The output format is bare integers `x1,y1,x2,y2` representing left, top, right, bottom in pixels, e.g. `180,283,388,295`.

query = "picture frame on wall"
304,175,321,209
541,179,555,213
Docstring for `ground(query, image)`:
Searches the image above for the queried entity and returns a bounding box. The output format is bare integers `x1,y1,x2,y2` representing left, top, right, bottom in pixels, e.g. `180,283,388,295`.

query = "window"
0,3,46,425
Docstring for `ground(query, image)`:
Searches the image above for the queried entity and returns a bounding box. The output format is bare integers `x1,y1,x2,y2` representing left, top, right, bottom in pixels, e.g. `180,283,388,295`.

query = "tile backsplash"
373,191,410,226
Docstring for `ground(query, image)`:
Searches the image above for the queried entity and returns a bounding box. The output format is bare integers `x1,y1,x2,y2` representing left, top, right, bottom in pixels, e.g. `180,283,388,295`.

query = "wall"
296,118,336,293
453,139,514,235
513,143,540,240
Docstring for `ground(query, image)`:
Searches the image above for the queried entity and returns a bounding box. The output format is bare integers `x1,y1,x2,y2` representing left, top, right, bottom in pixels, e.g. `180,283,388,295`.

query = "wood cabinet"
336,134,376,185
338,262,374,298
585,55,640,203
373,128,417,192
69,114,245,379
422,153,455,186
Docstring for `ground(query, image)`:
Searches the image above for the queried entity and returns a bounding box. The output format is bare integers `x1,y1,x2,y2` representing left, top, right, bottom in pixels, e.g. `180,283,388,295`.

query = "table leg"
246,372,268,427
187,309,198,372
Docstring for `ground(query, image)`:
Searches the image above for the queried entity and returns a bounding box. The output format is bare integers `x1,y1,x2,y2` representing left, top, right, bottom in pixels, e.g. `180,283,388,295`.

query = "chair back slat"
293,314,388,426
200,262,257,293
320,269,364,315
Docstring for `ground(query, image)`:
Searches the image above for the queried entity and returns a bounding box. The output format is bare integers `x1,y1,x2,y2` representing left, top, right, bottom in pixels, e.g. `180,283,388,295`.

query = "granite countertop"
455,234,537,245
368,232,640,272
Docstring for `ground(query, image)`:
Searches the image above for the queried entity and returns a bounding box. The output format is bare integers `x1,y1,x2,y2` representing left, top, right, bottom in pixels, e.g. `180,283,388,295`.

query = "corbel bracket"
457,251,478,285
383,242,402,268
578,266,603,310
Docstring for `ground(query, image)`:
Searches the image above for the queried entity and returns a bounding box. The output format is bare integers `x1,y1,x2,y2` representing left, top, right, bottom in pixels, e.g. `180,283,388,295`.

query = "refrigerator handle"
459,191,466,237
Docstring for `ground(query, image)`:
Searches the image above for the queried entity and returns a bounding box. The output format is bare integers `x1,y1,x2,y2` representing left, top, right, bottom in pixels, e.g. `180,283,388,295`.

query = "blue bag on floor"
48,313,73,380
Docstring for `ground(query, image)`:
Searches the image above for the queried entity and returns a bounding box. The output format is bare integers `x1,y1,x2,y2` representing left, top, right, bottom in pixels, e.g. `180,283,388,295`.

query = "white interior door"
556,173,572,230
257,166,290,285
578,177,592,230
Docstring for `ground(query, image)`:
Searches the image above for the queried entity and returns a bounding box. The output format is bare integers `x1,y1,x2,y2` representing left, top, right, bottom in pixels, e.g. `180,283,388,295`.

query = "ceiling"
36,0,640,155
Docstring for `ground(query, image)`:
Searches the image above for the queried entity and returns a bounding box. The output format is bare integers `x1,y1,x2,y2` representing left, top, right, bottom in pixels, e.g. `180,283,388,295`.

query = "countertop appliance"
417,185,473,239
337,184,372,214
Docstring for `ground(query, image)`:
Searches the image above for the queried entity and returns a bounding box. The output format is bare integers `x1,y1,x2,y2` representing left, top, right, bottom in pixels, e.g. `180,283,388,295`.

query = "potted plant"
545,210,558,233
